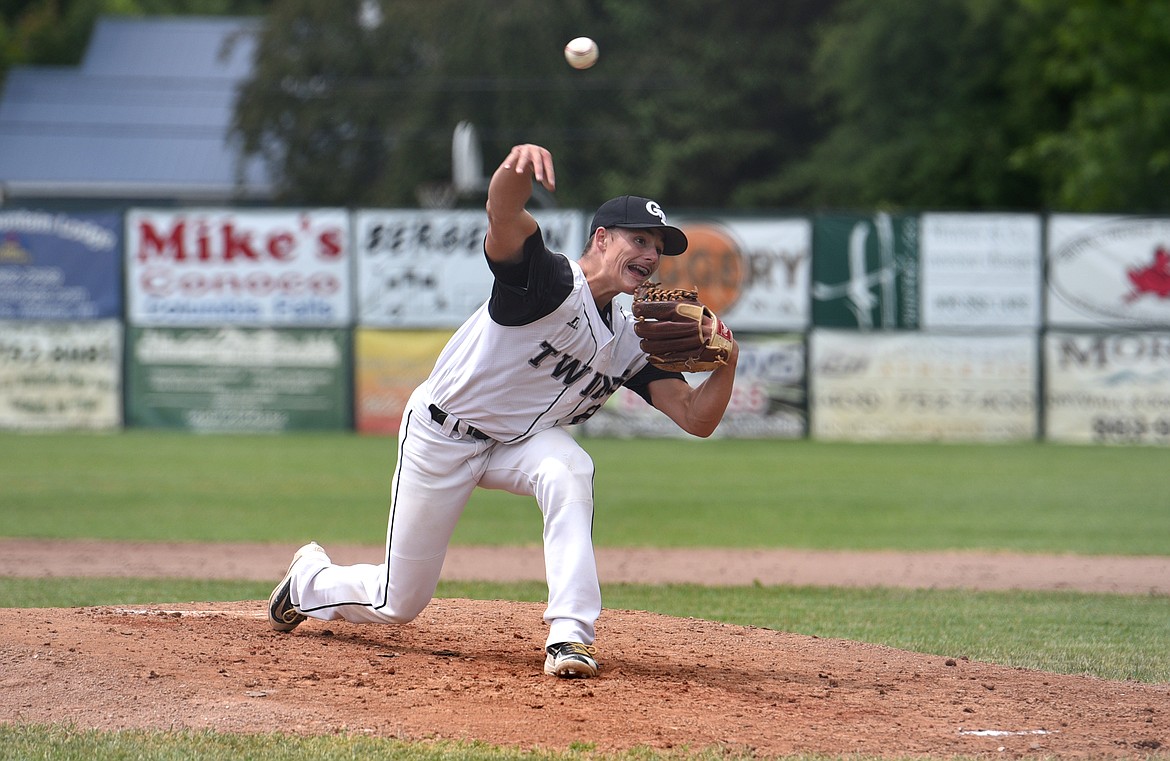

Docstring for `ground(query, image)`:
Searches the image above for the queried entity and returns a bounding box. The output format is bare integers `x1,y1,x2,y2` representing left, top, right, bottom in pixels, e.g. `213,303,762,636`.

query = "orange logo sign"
655,223,744,314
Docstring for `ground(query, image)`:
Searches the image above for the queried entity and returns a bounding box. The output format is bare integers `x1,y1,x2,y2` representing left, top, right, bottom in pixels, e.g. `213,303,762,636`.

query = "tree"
232,0,837,209
592,0,835,209
775,0,1170,213
11,0,1170,213
235,0,1170,214
775,0,1050,211
233,0,606,207
1010,0,1170,212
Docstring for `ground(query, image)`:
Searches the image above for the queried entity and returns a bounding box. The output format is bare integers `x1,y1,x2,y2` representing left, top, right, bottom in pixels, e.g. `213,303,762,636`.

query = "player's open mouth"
628,264,651,278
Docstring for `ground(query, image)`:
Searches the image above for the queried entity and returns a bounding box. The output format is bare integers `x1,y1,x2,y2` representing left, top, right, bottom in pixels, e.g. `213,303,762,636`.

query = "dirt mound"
2,599,1166,758
3,541,1168,756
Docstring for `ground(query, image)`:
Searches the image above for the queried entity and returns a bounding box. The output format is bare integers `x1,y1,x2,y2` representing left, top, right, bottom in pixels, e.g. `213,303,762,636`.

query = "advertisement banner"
125,327,350,432
580,335,807,439
811,213,920,329
0,320,122,430
810,330,1037,442
1045,331,1170,445
0,210,122,320
125,208,351,327
653,218,811,331
354,328,454,434
354,209,584,328
1047,215,1170,327
920,213,1042,329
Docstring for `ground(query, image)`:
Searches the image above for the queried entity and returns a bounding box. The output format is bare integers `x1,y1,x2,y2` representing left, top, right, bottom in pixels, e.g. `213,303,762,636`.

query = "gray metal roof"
0,16,274,203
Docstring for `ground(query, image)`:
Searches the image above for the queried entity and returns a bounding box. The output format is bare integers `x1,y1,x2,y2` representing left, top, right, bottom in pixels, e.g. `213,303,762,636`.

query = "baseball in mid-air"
564,37,599,69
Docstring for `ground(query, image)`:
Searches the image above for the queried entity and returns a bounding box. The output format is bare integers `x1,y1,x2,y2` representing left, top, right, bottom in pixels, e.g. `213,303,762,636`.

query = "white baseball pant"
287,386,601,647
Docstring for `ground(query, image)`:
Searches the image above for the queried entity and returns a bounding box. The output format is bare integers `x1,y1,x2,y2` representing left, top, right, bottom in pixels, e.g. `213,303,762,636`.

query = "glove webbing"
637,286,698,303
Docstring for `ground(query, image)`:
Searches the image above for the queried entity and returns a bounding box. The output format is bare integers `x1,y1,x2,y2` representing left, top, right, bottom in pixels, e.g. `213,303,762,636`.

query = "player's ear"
591,226,608,254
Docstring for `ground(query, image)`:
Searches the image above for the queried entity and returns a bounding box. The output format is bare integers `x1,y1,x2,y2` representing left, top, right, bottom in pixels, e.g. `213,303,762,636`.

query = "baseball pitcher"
268,144,739,678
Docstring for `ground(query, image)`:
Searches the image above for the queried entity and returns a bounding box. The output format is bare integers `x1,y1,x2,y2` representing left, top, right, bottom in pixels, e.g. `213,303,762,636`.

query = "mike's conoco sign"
125,209,351,327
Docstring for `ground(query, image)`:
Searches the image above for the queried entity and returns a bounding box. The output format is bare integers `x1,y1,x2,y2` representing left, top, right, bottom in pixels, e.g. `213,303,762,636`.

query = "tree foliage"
1010,0,1170,212
777,0,1053,211
233,0,609,206
19,0,1161,212
788,0,1170,213
9,0,1170,210
594,0,832,209
232,0,835,208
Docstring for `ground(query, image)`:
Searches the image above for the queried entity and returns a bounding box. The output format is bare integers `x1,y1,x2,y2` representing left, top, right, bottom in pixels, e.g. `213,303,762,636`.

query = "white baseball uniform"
286,227,677,646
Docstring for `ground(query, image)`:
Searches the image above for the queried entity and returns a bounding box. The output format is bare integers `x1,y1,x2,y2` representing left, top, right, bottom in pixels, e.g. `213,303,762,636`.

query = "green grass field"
1,431,1167,761
2,431,1166,553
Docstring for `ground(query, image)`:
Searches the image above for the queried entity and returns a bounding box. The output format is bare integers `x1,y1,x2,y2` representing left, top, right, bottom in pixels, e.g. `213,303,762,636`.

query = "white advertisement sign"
0,320,122,430
126,208,351,327
1045,331,1170,445
1047,215,1170,327
665,218,811,331
920,213,1041,329
355,209,585,328
580,335,807,439
810,330,1037,442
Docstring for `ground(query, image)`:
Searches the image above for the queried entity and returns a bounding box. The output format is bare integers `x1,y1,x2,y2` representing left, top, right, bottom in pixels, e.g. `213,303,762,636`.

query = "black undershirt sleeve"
625,363,685,406
486,227,575,326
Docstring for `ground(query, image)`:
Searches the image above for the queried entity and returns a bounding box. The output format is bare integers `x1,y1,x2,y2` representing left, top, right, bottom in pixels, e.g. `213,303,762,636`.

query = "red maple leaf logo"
1125,246,1170,302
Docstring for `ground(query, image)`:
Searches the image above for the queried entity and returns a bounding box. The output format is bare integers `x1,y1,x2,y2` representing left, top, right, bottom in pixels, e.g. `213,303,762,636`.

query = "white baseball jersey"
282,225,683,652
423,228,659,442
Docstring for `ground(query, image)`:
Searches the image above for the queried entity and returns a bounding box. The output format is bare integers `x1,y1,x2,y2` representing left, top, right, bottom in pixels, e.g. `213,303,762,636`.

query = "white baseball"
564,37,599,70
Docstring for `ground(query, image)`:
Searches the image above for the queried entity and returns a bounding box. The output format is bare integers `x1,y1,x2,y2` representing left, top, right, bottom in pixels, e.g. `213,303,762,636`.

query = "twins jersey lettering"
424,229,651,442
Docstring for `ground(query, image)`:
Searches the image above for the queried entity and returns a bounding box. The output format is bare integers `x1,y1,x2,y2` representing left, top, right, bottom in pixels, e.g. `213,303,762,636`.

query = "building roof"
0,16,274,204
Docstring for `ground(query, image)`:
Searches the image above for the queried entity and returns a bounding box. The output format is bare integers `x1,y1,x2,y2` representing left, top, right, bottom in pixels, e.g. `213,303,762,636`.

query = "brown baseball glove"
632,283,734,373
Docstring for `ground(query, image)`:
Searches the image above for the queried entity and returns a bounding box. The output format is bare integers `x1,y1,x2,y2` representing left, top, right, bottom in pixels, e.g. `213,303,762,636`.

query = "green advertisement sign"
126,327,351,432
811,214,920,329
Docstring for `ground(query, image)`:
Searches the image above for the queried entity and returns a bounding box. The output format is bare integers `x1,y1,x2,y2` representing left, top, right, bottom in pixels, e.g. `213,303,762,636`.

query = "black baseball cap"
588,195,688,256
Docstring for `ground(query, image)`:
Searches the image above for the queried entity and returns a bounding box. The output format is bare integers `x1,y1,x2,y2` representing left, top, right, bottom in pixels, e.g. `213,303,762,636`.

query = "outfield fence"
2,207,1168,444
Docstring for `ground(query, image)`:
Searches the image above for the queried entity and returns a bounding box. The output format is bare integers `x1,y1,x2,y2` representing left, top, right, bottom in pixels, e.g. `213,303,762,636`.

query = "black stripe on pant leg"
299,407,414,615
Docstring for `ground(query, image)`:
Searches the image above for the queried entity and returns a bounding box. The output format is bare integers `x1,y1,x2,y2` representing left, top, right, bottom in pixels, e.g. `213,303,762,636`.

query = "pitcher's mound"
2,598,1165,757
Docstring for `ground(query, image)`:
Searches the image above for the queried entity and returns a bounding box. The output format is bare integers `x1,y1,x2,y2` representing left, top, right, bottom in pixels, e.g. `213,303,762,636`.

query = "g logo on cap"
645,201,667,223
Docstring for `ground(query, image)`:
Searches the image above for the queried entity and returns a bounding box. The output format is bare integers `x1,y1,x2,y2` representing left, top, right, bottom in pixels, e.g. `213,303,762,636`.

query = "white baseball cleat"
267,541,329,632
544,641,600,678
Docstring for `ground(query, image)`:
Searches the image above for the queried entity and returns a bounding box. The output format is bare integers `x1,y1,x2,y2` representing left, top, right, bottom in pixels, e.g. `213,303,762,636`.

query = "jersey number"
569,404,602,425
